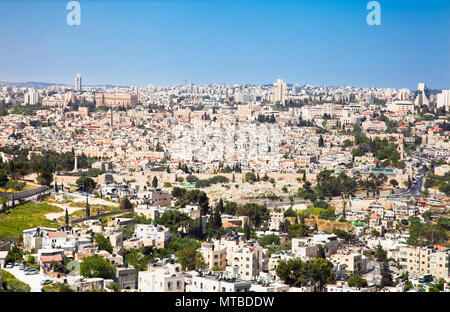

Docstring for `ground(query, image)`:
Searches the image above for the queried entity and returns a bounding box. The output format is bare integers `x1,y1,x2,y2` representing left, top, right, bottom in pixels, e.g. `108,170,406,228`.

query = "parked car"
6,263,13,268
40,279,52,286
25,269,38,275
14,261,20,266
19,264,25,270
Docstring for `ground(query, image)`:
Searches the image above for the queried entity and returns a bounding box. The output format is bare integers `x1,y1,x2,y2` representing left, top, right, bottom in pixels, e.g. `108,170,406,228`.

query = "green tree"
86,199,91,219
186,175,199,183
208,205,222,231
6,244,23,262
76,176,96,193
259,234,280,246
176,246,206,270
80,256,116,279
65,208,69,226
284,207,297,218
152,176,158,188
108,282,121,292
120,196,133,210
223,201,237,215
245,172,257,183
371,229,381,237
316,245,326,258
124,248,151,271
375,245,393,288
94,233,113,253
389,179,398,188
288,223,312,238
217,198,224,213
318,135,325,147
347,274,368,288
244,223,250,240
236,203,269,228
0,169,9,188
276,258,335,289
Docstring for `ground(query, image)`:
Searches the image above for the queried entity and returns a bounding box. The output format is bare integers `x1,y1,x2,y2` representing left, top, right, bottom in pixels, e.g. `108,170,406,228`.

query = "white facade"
437,90,450,109
75,74,82,91
138,264,184,292
273,79,286,105
24,91,39,105
134,224,170,247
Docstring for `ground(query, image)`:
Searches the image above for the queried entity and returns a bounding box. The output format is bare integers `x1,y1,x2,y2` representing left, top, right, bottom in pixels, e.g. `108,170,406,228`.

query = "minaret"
109,108,113,128
73,155,78,172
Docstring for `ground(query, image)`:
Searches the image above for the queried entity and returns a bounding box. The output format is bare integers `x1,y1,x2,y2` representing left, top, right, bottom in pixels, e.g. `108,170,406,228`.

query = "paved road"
399,167,425,200
67,192,119,207
4,266,52,292
45,204,85,221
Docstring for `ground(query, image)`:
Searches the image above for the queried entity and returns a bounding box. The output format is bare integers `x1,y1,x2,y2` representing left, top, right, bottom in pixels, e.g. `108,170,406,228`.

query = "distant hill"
0,81,130,89
0,81,69,88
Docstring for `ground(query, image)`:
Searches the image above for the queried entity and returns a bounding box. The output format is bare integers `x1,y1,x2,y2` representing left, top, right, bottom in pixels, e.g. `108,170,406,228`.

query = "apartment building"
387,101,415,114
229,244,268,280
134,224,171,248
116,266,137,290
199,240,227,270
268,211,284,231
95,93,139,108
186,268,251,292
398,246,450,280
330,253,368,274
326,281,376,292
138,264,185,292
137,188,173,208
292,234,340,260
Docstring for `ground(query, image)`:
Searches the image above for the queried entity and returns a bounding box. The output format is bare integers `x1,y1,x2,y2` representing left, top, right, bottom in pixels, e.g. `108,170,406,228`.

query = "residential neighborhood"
0,79,449,293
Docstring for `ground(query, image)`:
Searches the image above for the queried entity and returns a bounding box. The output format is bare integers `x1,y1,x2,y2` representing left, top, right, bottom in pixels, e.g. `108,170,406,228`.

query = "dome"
164,117,178,125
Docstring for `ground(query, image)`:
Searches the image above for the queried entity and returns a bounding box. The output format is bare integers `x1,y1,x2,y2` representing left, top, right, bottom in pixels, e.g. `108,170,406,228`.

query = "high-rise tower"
273,78,286,105
75,74,82,91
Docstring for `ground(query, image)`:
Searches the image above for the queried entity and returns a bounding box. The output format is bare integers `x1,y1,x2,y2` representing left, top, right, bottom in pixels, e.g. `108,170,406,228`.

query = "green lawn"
0,197,10,204
0,202,61,240
0,269,31,292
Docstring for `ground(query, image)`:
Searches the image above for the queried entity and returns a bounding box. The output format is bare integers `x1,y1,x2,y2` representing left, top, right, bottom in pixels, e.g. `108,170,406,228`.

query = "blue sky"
0,0,448,89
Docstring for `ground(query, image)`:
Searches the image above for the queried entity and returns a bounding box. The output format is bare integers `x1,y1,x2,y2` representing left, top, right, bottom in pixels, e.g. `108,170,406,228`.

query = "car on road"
25,269,39,275
40,279,53,286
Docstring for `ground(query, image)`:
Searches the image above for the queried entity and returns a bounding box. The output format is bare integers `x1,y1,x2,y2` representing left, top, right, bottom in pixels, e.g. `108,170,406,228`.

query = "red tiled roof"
222,221,239,228
47,232,67,238
40,254,63,263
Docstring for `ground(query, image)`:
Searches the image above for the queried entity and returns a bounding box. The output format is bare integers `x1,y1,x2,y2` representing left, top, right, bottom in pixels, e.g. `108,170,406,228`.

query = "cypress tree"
152,176,158,188
217,198,224,213
86,196,90,219
65,208,69,226
244,223,250,240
